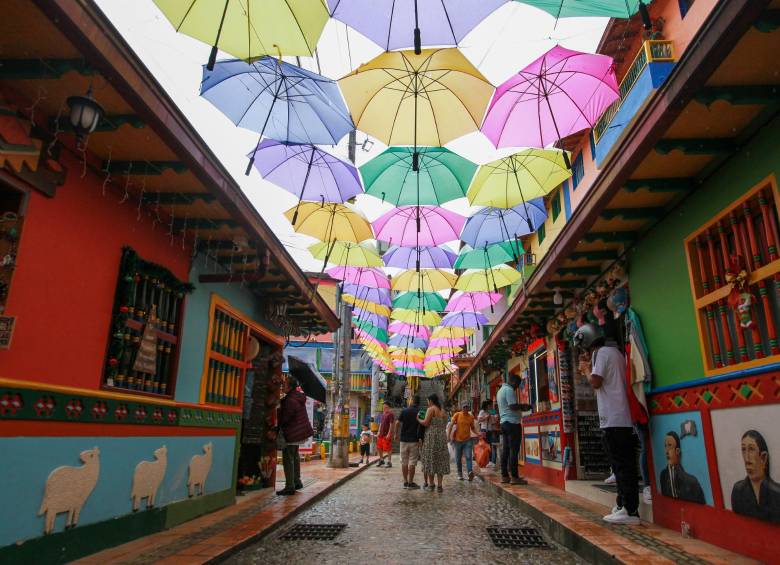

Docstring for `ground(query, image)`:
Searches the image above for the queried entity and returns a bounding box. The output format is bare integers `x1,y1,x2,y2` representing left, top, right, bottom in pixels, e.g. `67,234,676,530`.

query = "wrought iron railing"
592,40,674,142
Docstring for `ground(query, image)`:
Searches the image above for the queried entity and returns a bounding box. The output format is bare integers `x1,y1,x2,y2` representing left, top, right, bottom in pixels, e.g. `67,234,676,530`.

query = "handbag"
276,428,287,450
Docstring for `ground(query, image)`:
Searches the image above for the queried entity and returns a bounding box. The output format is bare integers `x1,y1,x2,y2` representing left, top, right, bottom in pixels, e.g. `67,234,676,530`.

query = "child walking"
359,423,372,464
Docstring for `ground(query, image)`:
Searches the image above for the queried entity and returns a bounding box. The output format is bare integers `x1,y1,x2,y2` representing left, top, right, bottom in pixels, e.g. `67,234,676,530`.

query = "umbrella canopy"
426,346,463,355
352,305,389,323
391,269,457,292
455,266,522,291
248,140,362,208
384,245,456,270
355,324,389,342
354,314,389,330
326,266,390,289
391,350,425,361
389,322,432,338
460,200,547,248
432,326,474,338
393,292,447,311
516,0,650,18
454,242,520,269
391,308,442,326
284,203,372,241
440,311,489,328
201,58,353,155
467,149,572,208
340,49,493,149
482,45,619,150
388,335,429,349
328,0,506,52
374,206,465,246
446,291,502,312
155,0,329,68
343,283,391,306
429,337,469,347
343,297,391,316
309,242,382,267
287,355,328,403
361,147,476,206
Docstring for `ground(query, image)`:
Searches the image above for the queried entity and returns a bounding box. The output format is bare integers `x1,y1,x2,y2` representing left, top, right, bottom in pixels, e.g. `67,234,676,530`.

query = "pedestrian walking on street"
396,395,423,489
377,404,395,468
359,423,372,465
451,402,479,481
575,323,640,525
418,394,450,492
276,377,313,496
497,374,530,485
488,403,500,466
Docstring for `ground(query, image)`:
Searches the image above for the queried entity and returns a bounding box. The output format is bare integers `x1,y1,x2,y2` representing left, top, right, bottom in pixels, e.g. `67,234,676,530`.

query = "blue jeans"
454,440,473,475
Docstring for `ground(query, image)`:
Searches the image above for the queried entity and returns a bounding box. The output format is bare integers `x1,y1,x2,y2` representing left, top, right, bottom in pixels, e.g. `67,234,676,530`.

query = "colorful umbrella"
309,242,382,267
445,291,502,312
391,308,442,326
389,322,432,338
467,149,572,208
440,311,489,328
384,245,457,270
429,337,469,347
426,346,463,355
388,335,429,349
326,266,390,289
482,45,618,153
393,292,447,311
455,266,522,292
432,326,474,338
284,203,372,242
344,297,391,317
361,147,476,206
354,313,388,330
454,242,520,270
154,0,329,69
374,206,465,245
516,0,651,19
328,0,506,53
391,269,457,292
355,324,389,342
460,200,547,248
342,283,391,305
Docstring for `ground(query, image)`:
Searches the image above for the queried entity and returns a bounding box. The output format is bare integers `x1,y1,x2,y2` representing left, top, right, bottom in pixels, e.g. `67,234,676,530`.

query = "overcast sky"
95,1,607,271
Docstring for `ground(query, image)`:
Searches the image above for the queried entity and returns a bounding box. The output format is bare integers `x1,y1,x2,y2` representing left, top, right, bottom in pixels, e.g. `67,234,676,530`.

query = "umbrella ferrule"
414,28,422,54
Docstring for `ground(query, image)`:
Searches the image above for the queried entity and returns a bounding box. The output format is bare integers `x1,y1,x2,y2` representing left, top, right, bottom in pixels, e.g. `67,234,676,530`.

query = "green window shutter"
551,191,561,221
538,223,546,244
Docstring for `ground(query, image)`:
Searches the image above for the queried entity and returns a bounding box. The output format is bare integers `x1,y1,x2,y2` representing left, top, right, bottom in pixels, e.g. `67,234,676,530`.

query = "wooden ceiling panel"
707,27,780,87
0,0,80,59
632,151,715,179
665,100,764,139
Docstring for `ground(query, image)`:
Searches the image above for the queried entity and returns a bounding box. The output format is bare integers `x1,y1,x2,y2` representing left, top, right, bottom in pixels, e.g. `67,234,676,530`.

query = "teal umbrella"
354,321,389,342
393,291,447,311
454,241,523,269
360,146,477,206
516,0,651,20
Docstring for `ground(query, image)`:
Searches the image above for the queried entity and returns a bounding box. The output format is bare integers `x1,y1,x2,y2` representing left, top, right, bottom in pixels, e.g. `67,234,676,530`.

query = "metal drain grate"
487,527,551,549
281,523,346,541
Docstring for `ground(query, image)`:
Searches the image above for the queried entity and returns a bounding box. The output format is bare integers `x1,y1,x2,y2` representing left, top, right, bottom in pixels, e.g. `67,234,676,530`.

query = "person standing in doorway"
276,377,313,496
575,323,640,525
497,374,529,485
377,403,395,468
396,395,422,489
451,402,479,481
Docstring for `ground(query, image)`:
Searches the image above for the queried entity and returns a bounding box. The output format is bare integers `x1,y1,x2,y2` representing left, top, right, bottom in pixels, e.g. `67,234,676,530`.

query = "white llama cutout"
187,443,213,497
131,446,168,511
39,447,100,534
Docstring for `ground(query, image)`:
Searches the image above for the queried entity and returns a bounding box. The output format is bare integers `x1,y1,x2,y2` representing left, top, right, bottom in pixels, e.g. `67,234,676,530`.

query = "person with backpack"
276,377,313,496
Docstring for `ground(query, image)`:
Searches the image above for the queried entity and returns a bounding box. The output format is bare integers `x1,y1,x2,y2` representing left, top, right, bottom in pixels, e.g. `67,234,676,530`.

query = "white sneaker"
603,505,621,520
643,486,652,504
603,507,640,525
604,473,616,485
457,474,464,480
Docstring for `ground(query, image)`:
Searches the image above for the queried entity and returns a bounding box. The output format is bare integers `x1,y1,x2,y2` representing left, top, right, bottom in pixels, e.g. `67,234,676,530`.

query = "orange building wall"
0,151,191,390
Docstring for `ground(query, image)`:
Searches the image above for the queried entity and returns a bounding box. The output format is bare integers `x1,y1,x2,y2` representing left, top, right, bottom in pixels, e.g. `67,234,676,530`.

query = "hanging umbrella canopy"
432,326,474,338
391,269,457,292
467,149,572,208
394,360,424,369
389,322,432,338
326,266,390,289
393,292,447,311
340,49,493,150
342,283,391,306
374,206,465,246
248,140,363,207
516,0,651,18
482,45,619,150
425,353,456,363
391,349,425,360
384,245,457,270
344,297,391,317
429,336,469,347
309,242,382,267
460,200,547,248
426,346,462,355
353,313,388,330
361,147,476,206
446,291,502,312
155,0,329,69
455,266,522,292
391,308,442,326
388,335,429,349
355,324,389,342
440,311,489,328
454,242,520,269
284,203,372,241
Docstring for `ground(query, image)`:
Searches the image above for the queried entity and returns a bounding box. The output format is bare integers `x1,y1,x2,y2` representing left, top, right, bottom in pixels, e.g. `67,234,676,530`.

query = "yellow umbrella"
467,149,572,208
284,202,372,243
455,266,521,292
308,242,382,267
391,347,425,357
343,295,391,317
426,346,462,355
339,48,493,148
391,269,457,292
432,326,474,338
390,308,442,326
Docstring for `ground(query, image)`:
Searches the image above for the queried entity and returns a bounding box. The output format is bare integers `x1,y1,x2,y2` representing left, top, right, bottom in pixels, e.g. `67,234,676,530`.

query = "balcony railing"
593,40,674,142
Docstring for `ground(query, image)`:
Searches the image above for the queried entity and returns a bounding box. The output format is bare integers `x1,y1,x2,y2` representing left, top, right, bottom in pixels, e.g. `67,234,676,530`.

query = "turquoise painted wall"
629,116,780,388
0,434,235,546
175,254,281,403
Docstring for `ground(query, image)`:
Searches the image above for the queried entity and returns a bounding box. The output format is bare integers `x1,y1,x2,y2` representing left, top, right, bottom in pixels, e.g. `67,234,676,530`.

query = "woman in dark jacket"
277,377,313,495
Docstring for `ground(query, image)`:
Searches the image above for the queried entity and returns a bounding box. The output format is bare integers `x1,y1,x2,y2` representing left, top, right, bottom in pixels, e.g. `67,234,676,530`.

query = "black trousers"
282,444,300,490
500,421,522,478
603,427,639,515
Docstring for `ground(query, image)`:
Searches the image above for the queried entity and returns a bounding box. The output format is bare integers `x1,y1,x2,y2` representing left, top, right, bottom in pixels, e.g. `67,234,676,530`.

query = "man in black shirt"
395,395,423,489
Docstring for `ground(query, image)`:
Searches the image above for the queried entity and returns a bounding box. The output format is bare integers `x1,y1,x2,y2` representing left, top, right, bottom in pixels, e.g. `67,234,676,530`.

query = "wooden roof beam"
556,266,603,276
600,207,666,221
582,231,637,244
103,160,188,174
624,178,696,193
695,85,780,107
655,138,736,156
142,192,215,205
0,58,95,79
569,250,619,261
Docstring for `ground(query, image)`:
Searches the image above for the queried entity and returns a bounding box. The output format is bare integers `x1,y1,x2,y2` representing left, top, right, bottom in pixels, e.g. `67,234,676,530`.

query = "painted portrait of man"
659,431,705,504
731,430,780,523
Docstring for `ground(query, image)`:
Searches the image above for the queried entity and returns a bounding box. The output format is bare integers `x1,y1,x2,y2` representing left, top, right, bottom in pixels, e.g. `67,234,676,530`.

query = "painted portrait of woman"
731,430,780,523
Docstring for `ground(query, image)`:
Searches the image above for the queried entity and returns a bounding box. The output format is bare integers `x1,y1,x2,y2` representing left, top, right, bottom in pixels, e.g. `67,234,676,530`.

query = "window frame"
571,152,585,190
537,222,546,244
551,190,561,222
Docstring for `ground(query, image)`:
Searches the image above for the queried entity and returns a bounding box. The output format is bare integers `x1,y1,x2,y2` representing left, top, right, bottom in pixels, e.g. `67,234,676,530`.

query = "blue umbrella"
342,283,392,307
388,335,429,349
461,198,547,250
353,311,389,329
200,58,354,172
383,245,457,270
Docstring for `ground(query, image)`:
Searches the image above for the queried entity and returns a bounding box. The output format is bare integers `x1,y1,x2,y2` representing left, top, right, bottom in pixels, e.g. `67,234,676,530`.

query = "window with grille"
572,153,585,190
685,176,780,375
551,191,561,222
202,300,250,406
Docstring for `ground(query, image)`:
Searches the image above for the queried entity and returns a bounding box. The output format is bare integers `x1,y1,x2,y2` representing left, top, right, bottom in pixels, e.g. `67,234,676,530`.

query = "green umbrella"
360,146,477,206
393,291,447,311
354,321,389,342
454,241,523,269
515,0,651,19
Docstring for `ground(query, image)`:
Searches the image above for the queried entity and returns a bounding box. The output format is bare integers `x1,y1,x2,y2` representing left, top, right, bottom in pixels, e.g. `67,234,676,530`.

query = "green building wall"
628,116,780,389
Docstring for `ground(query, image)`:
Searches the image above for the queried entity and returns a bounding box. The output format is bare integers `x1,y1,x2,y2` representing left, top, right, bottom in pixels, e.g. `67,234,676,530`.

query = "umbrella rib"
176,0,199,32
283,0,313,54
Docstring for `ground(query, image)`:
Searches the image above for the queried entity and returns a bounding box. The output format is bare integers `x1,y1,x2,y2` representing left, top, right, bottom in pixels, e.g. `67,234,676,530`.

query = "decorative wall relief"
187,443,212,497
38,447,100,534
131,446,167,511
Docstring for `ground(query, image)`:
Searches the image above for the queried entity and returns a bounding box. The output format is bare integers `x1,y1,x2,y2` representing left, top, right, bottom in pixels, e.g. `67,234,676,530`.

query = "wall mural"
131,446,167,511
711,404,780,523
39,447,101,534
651,411,713,506
187,443,213,497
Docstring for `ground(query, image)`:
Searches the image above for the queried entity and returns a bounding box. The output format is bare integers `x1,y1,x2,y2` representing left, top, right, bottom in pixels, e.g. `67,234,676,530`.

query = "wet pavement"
226,463,583,565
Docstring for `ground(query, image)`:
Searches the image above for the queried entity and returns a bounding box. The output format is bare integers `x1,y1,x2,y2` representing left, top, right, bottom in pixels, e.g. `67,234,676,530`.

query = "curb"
206,461,375,564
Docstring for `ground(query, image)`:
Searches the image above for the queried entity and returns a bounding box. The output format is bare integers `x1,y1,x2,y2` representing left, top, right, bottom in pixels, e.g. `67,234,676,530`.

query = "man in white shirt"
575,323,639,525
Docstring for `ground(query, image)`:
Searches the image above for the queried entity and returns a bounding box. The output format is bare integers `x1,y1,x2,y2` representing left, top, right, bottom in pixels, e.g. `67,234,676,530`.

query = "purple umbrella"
342,283,392,307
328,0,506,54
327,266,390,289
482,45,619,155
389,322,431,338
388,335,429,349
429,336,469,347
446,291,502,312
353,311,388,329
460,199,547,249
374,206,465,246
383,245,456,270
440,311,489,328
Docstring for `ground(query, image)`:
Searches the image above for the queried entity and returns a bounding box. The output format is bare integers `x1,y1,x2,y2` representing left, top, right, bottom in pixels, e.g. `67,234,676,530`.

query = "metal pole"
370,363,381,455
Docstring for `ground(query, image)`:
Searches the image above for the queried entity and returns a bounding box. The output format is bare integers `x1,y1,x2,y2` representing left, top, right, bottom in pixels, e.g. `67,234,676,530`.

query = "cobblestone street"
227,464,582,565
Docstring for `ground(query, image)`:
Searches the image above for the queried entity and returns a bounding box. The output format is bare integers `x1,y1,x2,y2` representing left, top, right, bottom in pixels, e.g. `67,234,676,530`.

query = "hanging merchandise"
726,254,754,329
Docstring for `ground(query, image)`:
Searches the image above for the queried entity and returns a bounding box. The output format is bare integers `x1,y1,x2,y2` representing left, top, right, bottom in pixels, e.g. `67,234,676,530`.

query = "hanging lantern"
67,88,104,141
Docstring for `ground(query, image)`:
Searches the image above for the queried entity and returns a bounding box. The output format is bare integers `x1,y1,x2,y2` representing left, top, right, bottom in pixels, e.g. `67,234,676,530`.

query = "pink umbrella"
388,322,432,338
446,291,502,312
482,45,618,155
425,354,455,362
394,361,424,370
429,337,469,347
373,206,465,245
326,266,390,289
